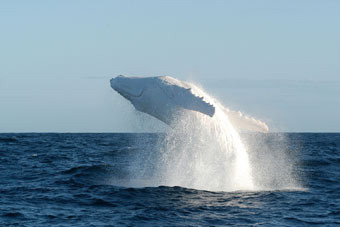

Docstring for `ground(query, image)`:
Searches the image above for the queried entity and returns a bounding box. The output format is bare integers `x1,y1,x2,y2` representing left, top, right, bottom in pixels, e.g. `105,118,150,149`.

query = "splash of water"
152,90,255,191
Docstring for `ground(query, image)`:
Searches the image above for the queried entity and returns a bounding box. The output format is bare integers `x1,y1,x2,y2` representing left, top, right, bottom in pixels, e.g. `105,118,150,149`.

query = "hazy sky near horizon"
1,0,339,132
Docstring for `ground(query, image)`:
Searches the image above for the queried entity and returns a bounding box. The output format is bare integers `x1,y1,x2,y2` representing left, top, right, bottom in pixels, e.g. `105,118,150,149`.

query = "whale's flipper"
173,87,215,117
157,77,215,117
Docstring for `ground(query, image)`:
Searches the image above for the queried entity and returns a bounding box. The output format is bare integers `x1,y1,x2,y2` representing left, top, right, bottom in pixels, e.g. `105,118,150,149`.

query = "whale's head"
110,75,148,101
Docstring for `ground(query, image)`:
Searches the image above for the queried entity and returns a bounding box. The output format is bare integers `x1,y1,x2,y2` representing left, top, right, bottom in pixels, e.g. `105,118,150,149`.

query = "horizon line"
0,131,339,134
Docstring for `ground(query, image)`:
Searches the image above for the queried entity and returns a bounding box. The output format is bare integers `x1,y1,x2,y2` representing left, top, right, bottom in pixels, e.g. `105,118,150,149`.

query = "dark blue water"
0,133,339,226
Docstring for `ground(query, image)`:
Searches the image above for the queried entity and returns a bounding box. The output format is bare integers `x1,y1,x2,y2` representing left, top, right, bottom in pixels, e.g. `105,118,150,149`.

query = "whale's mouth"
110,78,144,99
116,85,144,98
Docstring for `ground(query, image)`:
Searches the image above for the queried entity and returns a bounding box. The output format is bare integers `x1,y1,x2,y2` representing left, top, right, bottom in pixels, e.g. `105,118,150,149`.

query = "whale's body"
110,75,268,132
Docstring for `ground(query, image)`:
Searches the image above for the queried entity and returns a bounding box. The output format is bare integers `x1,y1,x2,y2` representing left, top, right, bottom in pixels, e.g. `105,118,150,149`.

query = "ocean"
0,133,339,226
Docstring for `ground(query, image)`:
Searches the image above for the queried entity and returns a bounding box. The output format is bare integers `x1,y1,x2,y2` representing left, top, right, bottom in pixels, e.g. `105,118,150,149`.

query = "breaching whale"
110,75,268,132
110,75,215,125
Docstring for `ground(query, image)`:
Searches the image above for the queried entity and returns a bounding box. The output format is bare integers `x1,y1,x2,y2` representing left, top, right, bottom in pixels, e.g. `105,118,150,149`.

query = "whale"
110,75,215,125
110,75,268,132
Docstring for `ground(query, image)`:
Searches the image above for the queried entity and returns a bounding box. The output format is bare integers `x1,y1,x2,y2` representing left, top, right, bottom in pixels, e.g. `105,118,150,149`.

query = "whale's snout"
110,77,118,91
110,75,144,99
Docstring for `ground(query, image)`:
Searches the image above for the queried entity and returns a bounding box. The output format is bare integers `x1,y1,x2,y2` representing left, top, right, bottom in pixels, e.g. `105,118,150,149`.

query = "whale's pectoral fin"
161,84,215,117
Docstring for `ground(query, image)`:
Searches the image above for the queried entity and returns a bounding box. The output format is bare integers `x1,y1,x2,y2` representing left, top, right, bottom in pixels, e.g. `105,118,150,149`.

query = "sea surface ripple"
0,133,339,226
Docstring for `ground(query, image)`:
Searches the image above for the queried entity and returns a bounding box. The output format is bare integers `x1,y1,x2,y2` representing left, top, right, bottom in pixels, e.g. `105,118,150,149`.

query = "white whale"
110,75,268,132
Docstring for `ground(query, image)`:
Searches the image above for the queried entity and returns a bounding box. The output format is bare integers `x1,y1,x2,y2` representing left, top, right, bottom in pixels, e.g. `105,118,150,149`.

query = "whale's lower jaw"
133,102,187,126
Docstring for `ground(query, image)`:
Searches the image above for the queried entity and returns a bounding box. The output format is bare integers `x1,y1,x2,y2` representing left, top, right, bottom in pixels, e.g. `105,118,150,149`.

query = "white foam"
153,89,255,191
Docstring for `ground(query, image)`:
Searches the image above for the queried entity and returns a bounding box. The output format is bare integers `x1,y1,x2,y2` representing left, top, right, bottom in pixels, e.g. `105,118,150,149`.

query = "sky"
0,0,339,132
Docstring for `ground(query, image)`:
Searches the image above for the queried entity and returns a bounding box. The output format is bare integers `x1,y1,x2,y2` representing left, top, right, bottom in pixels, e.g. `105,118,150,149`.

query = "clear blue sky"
0,0,339,132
